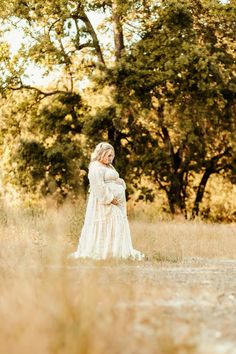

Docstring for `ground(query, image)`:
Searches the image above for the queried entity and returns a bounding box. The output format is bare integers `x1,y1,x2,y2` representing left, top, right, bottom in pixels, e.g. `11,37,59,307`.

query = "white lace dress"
71,161,144,260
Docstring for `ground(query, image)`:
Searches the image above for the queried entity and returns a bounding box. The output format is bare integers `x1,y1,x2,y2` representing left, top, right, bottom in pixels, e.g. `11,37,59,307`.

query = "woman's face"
100,149,115,165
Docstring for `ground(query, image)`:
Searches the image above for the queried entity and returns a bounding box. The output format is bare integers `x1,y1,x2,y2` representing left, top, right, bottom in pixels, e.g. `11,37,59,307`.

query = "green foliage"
0,0,235,219
0,91,87,203
110,0,236,216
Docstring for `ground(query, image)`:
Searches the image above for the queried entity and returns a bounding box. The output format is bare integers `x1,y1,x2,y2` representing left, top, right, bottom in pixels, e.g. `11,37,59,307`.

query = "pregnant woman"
71,142,144,260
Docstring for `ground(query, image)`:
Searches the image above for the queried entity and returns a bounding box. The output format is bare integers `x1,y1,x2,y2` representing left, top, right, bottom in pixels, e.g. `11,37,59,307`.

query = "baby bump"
108,183,125,202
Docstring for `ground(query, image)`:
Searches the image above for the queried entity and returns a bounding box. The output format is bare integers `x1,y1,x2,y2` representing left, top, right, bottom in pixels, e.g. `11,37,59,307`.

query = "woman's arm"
88,163,115,204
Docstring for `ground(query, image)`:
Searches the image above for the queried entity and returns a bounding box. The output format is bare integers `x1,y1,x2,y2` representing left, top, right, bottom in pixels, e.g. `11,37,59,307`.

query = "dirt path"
50,258,236,353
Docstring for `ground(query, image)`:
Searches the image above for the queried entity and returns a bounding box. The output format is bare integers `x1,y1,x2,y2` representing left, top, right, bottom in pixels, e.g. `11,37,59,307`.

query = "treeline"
0,0,235,220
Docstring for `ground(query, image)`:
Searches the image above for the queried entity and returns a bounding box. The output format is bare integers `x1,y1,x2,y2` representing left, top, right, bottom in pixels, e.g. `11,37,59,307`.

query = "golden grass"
130,220,236,261
0,202,235,354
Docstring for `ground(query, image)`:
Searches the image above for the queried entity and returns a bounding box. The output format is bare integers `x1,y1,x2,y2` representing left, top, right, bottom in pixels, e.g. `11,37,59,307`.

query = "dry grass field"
0,203,236,354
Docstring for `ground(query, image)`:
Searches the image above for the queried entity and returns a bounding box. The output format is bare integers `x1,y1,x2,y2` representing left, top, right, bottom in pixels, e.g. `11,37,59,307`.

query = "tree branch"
154,173,168,193
75,42,94,51
48,19,61,34
72,7,106,67
9,84,68,97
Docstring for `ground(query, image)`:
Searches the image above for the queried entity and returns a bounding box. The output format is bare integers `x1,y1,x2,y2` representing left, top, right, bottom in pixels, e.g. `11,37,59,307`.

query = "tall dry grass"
0,201,235,354
130,220,236,261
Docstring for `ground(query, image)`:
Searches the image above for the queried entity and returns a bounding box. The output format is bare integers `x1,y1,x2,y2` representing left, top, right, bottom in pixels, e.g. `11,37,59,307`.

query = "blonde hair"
90,142,115,162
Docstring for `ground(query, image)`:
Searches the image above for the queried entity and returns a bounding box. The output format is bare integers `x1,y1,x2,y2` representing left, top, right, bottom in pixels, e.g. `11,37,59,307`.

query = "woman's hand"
111,198,119,205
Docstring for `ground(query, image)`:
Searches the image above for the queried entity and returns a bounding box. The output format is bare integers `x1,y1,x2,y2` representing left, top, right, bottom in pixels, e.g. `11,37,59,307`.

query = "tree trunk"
166,172,187,216
112,0,125,61
191,168,213,218
191,149,231,218
160,124,188,217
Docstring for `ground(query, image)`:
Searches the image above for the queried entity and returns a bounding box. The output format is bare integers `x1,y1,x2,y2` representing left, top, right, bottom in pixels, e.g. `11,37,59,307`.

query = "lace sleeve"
88,163,114,204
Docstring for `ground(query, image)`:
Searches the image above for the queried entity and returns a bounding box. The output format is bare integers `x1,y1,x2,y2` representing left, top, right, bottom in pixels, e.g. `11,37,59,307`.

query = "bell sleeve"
88,163,114,204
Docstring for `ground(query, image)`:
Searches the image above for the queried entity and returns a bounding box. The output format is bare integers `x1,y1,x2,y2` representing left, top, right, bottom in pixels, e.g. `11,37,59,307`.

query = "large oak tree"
0,0,235,218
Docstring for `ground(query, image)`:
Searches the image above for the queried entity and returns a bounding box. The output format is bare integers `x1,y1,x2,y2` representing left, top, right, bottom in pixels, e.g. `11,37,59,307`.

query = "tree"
0,89,87,203
0,0,153,201
112,0,236,217
0,0,235,219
